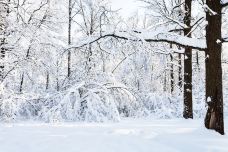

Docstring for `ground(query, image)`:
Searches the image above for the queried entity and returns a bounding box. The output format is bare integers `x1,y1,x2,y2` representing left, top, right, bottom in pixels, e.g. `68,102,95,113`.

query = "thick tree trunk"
205,0,224,135
183,0,193,119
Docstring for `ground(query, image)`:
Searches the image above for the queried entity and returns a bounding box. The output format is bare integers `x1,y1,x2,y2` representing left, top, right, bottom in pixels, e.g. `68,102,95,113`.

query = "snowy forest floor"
0,118,228,152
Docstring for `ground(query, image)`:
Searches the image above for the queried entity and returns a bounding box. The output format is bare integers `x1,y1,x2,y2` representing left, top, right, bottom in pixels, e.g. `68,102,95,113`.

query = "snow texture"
0,119,228,152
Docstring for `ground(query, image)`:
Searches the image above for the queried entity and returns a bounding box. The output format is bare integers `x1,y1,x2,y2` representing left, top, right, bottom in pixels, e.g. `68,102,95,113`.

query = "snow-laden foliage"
40,81,121,123
0,74,209,122
141,93,183,118
0,67,206,122
0,0,228,123
0,82,120,122
0,87,42,122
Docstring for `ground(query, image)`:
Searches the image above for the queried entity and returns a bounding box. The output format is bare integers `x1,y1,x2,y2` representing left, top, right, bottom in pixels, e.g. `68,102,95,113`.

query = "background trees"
0,0,227,135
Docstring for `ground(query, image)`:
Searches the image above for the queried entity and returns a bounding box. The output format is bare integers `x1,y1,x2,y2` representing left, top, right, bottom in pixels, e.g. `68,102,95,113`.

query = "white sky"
110,0,141,18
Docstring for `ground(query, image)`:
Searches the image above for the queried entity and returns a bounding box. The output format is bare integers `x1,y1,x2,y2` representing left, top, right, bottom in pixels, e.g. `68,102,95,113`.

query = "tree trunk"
170,53,174,93
46,72,49,90
183,0,193,119
56,61,60,91
196,51,199,66
0,0,9,82
204,0,224,135
164,68,167,92
19,46,31,93
19,73,24,93
177,0,183,94
87,44,93,74
68,0,72,78
178,53,182,91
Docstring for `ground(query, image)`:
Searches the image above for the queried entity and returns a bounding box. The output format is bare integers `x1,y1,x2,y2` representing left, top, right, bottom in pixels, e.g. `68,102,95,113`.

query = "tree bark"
0,0,9,82
56,60,60,91
46,72,49,90
183,0,193,119
170,52,174,93
68,0,72,78
178,53,182,91
205,0,224,135
19,73,24,93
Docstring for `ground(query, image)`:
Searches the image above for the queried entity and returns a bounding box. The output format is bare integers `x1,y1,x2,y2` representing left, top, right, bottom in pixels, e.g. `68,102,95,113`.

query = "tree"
72,0,115,74
0,0,9,82
66,0,228,134
18,0,50,93
183,0,193,119
140,0,198,118
68,0,72,78
67,0,80,78
204,0,226,135
170,46,174,93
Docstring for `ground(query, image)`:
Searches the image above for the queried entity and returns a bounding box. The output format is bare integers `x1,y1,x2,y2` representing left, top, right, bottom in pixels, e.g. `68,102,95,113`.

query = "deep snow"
0,119,228,152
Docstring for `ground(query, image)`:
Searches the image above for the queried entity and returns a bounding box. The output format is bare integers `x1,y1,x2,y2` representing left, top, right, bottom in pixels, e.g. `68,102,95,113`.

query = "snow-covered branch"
223,37,228,42
221,0,228,8
203,4,217,15
68,30,206,51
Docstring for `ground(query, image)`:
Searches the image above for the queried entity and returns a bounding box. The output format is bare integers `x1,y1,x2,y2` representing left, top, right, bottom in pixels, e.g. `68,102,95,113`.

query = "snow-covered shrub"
110,88,148,117
39,82,121,122
140,91,207,119
0,72,150,122
141,93,183,118
0,90,42,122
85,73,149,118
0,99,17,122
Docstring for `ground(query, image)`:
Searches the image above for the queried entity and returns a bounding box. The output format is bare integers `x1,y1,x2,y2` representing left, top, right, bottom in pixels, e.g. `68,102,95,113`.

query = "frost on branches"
0,0,227,125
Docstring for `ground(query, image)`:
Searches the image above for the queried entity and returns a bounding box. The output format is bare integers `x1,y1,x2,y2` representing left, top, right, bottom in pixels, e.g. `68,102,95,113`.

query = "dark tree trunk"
19,73,24,93
0,40,6,82
170,53,174,93
0,0,10,82
46,72,49,90
87,44,93,73
19,46,31,93
183,0,193,119
68,0,72,78
196,51,199,66
205,0,224,135
178,53,182,90
56,61,60,91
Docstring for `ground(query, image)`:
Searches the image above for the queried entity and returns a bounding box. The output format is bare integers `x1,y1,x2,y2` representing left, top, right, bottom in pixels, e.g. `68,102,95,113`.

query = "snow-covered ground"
0,119,228,152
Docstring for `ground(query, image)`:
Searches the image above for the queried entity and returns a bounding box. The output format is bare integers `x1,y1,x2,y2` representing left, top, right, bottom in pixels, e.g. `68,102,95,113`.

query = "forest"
0,0,228,151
